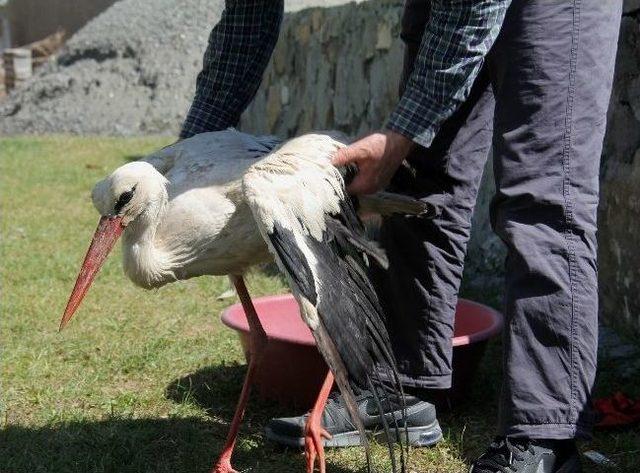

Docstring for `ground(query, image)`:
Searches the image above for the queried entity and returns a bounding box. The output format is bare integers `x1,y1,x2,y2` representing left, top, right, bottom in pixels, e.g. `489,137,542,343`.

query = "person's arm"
333,0,510,194
386,0,510,147
180,0,284,139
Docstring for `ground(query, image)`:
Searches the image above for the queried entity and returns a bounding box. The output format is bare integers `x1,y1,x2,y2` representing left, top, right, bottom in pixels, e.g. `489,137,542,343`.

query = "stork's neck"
122,189,173,288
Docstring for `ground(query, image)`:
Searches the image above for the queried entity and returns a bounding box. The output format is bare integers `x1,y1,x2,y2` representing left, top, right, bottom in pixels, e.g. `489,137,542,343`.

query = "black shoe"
264,388,442,448
470,437,581,473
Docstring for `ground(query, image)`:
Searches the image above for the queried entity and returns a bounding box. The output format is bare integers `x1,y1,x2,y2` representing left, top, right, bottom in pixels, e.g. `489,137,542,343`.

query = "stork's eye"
114,186,135,214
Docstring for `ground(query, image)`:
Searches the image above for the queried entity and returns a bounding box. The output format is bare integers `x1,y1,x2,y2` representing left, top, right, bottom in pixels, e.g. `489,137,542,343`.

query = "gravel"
0,0,354,136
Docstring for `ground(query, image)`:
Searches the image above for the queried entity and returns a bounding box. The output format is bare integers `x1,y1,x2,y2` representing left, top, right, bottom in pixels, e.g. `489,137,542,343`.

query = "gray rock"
0,0,224,135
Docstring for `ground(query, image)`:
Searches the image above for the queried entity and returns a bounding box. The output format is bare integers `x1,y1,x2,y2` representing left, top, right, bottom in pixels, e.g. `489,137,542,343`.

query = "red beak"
59,216,125,330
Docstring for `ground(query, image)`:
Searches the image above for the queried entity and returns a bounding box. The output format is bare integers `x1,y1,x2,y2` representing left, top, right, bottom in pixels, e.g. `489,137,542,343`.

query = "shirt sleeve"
180,0,284,139
386,0,510,148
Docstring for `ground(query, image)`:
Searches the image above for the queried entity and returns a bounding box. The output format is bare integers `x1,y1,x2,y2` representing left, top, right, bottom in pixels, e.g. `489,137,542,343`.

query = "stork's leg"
211,275,268,473
304,371,335,473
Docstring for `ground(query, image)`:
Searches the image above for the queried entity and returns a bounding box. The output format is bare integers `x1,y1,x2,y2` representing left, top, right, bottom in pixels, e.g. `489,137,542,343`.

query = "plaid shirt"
181,1,284,138
181,0,510,148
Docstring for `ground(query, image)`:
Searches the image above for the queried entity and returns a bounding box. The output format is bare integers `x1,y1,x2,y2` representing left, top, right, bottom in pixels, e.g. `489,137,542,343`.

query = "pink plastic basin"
221,294,503,409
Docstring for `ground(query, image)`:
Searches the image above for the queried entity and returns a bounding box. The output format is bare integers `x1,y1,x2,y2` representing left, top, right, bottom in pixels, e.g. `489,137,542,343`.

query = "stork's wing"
243,139,406,472
142,128,281,176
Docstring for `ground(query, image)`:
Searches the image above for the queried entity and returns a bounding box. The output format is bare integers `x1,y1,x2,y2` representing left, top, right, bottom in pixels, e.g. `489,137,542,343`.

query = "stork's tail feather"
367,374,407,473
311,321,372,471
313,324,409,473
316,214,408,472
359,192,439,218
324,204,409,468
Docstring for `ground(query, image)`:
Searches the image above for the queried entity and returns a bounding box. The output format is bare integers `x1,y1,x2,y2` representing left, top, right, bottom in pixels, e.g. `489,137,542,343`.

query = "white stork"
59,129,434,473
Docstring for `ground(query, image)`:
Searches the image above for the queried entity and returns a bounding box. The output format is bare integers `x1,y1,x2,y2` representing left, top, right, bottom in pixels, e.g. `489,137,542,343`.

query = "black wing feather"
263,196,407,472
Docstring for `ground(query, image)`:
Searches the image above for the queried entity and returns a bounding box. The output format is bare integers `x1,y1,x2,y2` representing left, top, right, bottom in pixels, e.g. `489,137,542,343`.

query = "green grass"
1,136,638,472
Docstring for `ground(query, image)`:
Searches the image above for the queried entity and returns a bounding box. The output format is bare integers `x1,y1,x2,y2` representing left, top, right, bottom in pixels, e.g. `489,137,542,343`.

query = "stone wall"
241,0,404,137
599,5,640,335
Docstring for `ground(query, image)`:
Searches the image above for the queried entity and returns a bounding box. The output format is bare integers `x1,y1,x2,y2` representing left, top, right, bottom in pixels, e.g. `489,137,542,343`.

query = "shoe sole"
265,419,443,448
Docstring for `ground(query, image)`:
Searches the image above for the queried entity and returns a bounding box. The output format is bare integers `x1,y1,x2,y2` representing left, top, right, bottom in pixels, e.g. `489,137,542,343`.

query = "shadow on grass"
5,350,637,472
164,364,354,472
1,414,345,473
1,364,355,473
165,358,504,468
8,343,635,472
166,364,249,418
0,365,354,473
2,417,222,473
165,364,298,422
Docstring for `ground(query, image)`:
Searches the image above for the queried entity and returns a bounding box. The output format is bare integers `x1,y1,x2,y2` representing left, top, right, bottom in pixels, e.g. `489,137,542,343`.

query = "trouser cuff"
502,422,593,441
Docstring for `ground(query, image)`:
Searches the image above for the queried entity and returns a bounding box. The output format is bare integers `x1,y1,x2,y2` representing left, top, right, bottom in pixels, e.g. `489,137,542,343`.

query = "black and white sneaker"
469,437,581,473
264,388,442,448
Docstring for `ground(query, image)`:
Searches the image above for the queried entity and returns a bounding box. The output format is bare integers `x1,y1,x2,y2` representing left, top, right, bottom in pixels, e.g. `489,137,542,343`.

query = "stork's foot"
210,455,238,473
304,412,333,473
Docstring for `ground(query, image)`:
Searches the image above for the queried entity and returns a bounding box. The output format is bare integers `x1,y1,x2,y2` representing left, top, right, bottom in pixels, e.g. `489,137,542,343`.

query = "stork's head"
59,162,168,330
91,162,168,226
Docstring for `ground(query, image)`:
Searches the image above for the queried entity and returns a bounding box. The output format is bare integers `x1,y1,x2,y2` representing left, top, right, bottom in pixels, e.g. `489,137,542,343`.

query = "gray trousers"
376,0,622,439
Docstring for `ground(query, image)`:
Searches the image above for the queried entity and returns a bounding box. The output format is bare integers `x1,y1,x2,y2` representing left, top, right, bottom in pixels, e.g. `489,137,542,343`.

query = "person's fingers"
331,145,362,167
345,177,365,195
345,170,377,195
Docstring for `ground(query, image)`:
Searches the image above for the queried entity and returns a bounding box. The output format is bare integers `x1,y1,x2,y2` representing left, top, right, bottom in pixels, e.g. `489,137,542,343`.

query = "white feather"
242,133,347,241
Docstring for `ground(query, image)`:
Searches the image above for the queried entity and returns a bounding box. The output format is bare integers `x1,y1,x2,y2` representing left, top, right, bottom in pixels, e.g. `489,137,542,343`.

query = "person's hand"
331,130,414,195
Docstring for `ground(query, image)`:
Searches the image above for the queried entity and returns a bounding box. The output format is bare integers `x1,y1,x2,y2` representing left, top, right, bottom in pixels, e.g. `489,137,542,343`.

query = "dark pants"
376,0,622,439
